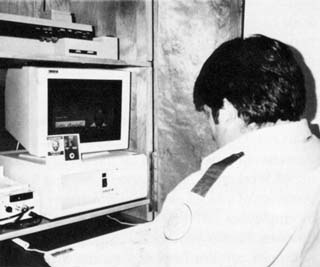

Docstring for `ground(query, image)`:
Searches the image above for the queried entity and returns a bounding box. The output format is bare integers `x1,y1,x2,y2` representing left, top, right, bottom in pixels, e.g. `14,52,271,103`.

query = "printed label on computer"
47,134,80,161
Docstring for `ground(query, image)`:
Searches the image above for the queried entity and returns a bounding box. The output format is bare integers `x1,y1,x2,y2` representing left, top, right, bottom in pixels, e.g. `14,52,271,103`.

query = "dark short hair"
193,34,306,125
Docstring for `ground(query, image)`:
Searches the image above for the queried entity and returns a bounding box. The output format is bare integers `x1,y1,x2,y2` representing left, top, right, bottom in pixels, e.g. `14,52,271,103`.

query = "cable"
0,206,33,222
0,212,23,222
0,210,42,232
25,247,46,254
106,215,139,226
14,206,33,222
0,207,34,222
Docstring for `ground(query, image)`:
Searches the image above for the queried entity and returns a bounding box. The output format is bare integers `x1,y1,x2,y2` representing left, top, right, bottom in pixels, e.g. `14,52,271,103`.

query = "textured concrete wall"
155,0,242,209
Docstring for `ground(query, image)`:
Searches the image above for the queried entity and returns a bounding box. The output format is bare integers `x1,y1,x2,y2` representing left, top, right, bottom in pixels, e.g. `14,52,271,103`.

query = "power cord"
0,211,42,232
106,214,139,226
0,211,26,223
0,205,35,223
14,206,34,222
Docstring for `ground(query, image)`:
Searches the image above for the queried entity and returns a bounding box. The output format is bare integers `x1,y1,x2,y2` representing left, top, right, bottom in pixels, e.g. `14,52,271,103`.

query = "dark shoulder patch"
191,152,244,197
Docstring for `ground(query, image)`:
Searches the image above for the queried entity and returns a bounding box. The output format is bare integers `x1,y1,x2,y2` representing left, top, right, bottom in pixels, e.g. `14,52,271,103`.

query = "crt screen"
48,79,122,143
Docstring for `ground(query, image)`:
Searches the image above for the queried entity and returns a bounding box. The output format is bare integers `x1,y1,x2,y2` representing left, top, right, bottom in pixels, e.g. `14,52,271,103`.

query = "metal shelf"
0,198,149,241
0,53,152,68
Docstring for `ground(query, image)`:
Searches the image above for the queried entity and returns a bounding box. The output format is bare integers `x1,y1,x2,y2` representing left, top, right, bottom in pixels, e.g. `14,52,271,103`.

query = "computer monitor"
5,67,131,157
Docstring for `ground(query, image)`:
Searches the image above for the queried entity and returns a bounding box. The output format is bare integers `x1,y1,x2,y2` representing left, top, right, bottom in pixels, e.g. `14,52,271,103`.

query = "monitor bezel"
44,68,131,156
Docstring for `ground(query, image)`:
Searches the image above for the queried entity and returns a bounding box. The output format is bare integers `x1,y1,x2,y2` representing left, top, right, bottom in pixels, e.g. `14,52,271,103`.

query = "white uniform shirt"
139,119,320,267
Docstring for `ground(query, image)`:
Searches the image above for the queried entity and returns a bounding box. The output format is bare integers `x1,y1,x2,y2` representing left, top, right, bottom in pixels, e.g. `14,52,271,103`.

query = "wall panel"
155,0,242,209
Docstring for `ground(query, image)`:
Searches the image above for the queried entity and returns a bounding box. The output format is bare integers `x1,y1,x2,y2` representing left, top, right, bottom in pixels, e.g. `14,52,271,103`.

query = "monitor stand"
81,151,111,160
18,153,46,164
81,150,135,161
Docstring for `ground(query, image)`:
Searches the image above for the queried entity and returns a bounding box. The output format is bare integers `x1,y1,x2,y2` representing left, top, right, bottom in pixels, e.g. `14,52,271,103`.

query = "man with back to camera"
87,34,320,267
132,34,320,267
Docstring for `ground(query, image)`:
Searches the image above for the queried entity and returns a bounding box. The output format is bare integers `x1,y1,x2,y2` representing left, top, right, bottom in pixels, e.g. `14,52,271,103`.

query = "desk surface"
0,198,149,241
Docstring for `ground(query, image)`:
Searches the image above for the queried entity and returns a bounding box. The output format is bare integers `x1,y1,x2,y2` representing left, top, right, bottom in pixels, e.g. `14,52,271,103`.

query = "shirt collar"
202,119,312,168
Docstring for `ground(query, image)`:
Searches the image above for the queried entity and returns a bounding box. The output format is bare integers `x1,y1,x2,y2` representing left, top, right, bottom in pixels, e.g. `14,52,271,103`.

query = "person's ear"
218,98,239,123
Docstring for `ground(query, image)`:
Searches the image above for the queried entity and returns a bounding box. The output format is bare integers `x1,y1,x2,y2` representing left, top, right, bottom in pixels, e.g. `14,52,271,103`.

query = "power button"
5,206,13,213
102,178,108,188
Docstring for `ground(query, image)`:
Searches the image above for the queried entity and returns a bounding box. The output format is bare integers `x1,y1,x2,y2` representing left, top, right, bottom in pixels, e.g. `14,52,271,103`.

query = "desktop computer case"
0,152,148,219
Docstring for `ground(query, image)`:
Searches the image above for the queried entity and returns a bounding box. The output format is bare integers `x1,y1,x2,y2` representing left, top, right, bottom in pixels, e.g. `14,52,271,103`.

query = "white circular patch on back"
163,203,192,241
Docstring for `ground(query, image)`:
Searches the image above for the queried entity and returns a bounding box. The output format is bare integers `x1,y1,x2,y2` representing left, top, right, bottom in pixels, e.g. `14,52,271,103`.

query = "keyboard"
44,224,151,267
